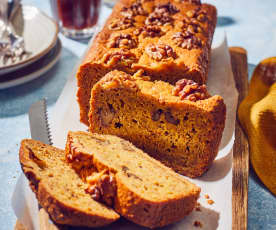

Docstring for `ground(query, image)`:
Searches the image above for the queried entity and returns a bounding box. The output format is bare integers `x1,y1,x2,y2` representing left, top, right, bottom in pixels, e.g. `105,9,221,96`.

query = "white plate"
0,5,58,75
0,38,62,89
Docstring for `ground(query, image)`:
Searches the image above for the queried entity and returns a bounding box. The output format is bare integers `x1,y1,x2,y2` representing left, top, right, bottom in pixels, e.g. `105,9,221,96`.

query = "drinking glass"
50,0,102,40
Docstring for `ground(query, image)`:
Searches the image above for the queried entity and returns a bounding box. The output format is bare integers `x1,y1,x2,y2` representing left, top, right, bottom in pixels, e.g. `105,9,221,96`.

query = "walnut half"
103,49,137,67
108,34,137,49
173,79,210,101
146,44,176,61
145,3,179,26
108,16,134,31
172,32,202,50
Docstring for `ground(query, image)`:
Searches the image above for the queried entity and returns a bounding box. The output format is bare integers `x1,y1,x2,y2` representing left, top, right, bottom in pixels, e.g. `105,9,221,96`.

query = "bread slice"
89,70,226,177
66,131,201,229
19,139,120,227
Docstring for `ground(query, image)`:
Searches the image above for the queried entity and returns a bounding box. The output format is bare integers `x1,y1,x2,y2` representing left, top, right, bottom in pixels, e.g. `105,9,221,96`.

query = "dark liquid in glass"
57,0,101,30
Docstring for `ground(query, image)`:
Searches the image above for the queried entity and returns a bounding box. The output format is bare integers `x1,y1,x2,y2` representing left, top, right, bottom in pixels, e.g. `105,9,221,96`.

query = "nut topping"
121,1,147,17
108,16,134,31
134,25,163,37
145,3,179,26
156,3,179,14
172,32,202,49
176,0,201,5
185,7,207,22
181,17,204,34
146,44,176,61
173,79,210,101
103,49,137,67
108,34,137,49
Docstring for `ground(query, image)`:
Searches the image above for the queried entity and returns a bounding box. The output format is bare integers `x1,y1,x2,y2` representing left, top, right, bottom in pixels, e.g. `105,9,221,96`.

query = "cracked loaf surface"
65,131,201,228
89,70,226,178
77,0,217,125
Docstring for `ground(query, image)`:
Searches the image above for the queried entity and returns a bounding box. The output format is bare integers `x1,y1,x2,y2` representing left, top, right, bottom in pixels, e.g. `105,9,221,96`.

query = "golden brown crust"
77,0,217,125
19,139,120,227
114,176,200,228
89,70,226,178
66,131,201,228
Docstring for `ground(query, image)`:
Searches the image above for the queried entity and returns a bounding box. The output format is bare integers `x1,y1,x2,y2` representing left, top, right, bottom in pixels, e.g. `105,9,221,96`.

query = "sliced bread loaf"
88,70,226,177
19,139,120,227
65,131,201,229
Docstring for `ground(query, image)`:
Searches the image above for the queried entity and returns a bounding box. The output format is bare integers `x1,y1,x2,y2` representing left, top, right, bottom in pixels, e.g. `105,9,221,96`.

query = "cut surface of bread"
66,131,201,229
76,0,217,125
89,70,226,177
19,139,120,227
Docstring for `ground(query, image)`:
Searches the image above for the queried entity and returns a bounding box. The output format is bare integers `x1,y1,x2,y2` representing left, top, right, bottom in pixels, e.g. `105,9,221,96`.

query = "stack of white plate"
0,6,61,89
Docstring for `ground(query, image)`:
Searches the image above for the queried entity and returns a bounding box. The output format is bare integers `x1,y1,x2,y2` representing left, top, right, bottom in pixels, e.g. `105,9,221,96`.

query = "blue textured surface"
0,0,275,229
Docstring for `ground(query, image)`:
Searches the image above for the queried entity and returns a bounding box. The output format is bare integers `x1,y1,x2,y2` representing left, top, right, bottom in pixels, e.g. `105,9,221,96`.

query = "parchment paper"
12,31,239,230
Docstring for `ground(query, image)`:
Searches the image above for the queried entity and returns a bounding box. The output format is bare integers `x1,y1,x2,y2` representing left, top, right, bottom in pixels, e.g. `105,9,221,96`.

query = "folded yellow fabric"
238,57,276,195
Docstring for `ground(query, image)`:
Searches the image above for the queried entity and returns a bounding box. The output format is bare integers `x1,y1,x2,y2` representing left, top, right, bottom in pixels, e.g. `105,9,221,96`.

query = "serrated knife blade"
28,98,52,145
27,99,57,230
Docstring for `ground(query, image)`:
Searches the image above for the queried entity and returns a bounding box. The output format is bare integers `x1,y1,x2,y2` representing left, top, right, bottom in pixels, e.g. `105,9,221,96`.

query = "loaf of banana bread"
77,0,217,125
89,70,226,177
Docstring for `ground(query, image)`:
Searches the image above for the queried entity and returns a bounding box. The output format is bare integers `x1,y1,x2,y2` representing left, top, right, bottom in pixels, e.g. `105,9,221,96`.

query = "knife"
12,99,55,230
28,99,52,145
28,99,62,230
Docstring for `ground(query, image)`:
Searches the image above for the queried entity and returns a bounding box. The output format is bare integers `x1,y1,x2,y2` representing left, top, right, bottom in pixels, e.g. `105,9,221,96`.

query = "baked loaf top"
92,70,223,112
89,70,226,177
76,0,217,125
81,0,217,84
66,131,201,228
19,139,119,227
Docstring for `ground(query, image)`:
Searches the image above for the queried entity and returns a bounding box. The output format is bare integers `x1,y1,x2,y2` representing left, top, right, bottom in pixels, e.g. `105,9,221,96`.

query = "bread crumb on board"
194,220,203,228
204,194,215,205
195,202,201,211
207,199,215,205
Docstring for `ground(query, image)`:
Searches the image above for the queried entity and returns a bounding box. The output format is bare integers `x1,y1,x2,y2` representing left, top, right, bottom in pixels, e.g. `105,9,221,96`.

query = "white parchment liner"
12,31,239,230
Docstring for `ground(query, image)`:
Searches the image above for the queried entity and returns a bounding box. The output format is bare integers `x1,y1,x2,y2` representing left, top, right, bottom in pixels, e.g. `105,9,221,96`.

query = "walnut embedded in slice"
151,109,163,121
108,34,137,49
173,79,210,101
97,104,116,127
85,172,117,206
165,111,180,125
146,44,176,61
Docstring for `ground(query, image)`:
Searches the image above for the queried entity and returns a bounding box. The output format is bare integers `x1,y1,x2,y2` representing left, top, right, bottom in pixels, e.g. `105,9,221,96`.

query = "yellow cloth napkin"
238,57,276,195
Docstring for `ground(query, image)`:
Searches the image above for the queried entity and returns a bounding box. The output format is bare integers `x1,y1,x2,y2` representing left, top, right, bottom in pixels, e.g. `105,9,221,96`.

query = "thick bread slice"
66,131,201,229
19,139,120,227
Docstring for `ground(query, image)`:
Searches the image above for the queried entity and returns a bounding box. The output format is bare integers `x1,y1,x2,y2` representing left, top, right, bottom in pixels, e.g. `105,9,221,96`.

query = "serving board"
14,47,249,230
